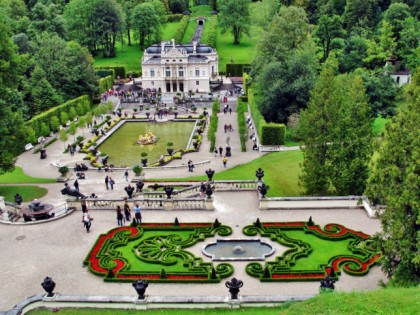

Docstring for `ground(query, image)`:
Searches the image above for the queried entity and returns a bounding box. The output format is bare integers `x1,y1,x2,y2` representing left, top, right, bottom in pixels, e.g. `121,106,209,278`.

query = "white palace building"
141,39,219,94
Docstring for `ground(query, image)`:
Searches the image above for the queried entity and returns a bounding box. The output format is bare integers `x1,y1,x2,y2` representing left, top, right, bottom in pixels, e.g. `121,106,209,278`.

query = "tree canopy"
218,0,251,45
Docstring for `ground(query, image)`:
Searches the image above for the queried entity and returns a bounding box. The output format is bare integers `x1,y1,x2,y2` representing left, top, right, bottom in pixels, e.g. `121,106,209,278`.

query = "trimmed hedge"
167,14,184,22
237,98,248,152
173,16,189,44
202,16,217,48
99,76,113,94
226,63,251,77
95,69,115,79
243,72,250,95
207,99,220,152
261,124,285,145
95,66,126,79
26,95,91,138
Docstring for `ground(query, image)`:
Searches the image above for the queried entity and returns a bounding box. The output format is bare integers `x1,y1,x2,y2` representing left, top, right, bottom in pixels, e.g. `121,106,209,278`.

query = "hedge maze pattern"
84,221,234,283
243,219,381,282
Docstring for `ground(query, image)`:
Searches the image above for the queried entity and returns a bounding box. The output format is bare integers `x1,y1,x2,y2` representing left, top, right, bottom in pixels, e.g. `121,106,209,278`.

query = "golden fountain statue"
137,130,157,145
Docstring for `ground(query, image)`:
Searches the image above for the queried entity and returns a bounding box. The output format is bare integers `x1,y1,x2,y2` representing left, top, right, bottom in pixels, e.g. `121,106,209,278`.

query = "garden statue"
205,168,215,181
125,185,135,199
41,277,56,297
137,130,157,145
258,183,270,198
136,180,145,193
320,276,335,292
164,186,174,199
14,193,23,205
225,277,243,299
255,168,264,181
132,279,149,300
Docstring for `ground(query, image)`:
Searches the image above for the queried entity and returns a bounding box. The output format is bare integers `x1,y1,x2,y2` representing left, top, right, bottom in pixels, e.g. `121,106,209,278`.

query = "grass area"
0,166,55,184
150,150,304,197
162,22,180,41
26,287,420,315
372,115,389,136
94,40,143,74
190,5,212,17
182,18,197,43
0,185,48,202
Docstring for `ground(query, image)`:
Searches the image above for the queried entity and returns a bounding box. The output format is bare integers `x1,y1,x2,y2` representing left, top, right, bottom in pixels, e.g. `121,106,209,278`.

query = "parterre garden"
84,219,380,283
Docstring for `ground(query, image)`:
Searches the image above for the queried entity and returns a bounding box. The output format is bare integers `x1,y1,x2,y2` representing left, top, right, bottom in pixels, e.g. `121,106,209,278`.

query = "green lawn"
0,185,48,202
94,40,143,74
26,287,420,315
162,22,180,41
182,18,197,43
150,150,304,197
190,5,212,17
0,166,55,184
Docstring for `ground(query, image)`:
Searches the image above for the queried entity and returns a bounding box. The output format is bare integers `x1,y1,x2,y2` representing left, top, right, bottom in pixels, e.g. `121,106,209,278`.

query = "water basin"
202,239,275,261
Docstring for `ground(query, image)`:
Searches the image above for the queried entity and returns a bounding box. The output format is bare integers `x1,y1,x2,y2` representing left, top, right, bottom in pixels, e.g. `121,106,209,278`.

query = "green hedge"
202,16,217,48
99,76,113,94
243,72,250,95
26,95,91,138
167,14,184,22
95,66,126,79
261,124,285,145
95,69,115,79
226,63,251,77
207,99,220,152
173,16,189,44
237,98,248,152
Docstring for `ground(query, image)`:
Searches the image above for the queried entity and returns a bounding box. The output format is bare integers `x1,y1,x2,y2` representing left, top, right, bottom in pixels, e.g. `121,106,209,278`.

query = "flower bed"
243,219,381,282
84,221,233,283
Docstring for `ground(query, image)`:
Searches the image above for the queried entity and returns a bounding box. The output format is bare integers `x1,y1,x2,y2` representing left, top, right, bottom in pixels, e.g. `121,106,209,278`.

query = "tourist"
134,203,142,224
83,210,92,233
219,146,223,157
74,179,79,192
229,108,232,115
124,169,129,181
81,199,87,213
116,205,124,226
214,148,218,157
105,175,109,190
200,182,206,197
223,156,228,168
124,199,131,223
109,177,115,190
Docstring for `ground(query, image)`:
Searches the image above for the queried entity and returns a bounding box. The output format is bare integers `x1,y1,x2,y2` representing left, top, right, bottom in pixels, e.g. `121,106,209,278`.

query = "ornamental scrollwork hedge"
243,219,381,282
84,221,233,283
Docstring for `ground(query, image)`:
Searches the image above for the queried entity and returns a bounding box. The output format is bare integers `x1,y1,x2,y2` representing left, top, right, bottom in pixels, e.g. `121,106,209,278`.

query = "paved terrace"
0,91,386,311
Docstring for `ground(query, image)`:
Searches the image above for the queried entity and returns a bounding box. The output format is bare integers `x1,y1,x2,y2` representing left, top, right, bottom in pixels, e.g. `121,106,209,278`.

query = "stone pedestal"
205,198,214,210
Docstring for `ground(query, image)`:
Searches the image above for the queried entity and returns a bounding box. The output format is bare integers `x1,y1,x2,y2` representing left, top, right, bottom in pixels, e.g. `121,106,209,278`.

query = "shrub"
95,66,126,78
99,76,113,94
173,16,189,44
207,100,220,152
133,164,142,175
261,124,285,145
167,14,184,22
237,99,248,152
226,64,250,77
202,16,217,48
95,69,115,79
58,166,69,175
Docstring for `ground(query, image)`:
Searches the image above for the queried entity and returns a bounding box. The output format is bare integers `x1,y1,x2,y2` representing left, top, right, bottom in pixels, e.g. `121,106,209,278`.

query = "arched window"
166,82,171,92
165,67,171,77
179,67,184,77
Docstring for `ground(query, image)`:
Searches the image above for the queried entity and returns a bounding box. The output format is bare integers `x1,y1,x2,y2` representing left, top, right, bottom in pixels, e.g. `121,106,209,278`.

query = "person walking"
223,156,228,168
124,169,129,181
105,175,109,190
219,146,223,157
123,200,131,223
116,205,124,226
83,210,92,233
214,148,218,157
134,203,142,224
74,179,79,192
109,177,115,190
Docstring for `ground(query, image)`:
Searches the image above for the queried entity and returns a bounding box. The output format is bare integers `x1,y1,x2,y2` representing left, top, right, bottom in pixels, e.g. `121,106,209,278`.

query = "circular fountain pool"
202,239,275,261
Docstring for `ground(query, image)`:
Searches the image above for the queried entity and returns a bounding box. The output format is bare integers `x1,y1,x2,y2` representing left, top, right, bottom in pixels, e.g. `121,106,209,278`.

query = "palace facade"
141,40,218,94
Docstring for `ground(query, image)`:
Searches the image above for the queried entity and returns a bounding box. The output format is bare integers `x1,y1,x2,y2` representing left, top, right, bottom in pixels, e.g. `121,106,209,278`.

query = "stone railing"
0,200,22,222
214,180,257,191
68,197,213,211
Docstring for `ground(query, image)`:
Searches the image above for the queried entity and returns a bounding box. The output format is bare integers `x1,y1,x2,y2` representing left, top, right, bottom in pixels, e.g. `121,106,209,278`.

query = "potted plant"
166,142,174,155
58,166,69,177
141,152,148,166
132,164,143,176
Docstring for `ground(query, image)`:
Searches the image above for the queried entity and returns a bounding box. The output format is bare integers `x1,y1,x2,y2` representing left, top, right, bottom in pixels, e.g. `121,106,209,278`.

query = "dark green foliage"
167,14,184,22
226,64,251,77
308,216,314,226
262,266,271,278
261,124,285,145
95,69,115,79
95,66,126,79
237,98,248,151
366,69,420,286
160,268,167,279
218,0,251,45
201,16,217,48
173,15,189,44
213,218,221,228
169,0,188,13
207,100,220,152
106,269,115,278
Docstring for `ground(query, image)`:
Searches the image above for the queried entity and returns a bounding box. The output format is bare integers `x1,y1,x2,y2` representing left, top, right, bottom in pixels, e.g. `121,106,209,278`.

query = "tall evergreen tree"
366,69,420,286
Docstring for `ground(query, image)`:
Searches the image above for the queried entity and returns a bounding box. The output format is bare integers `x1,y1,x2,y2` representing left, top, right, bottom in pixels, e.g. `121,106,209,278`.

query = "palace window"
165,67,171,77
179,67,184,77
195,68,199,76
150,69,155,77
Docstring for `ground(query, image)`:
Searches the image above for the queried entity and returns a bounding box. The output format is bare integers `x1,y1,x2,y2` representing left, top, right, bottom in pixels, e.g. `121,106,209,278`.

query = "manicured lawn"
94,41,143,74
26,287,420,315
0,166,55,184
162,22,180,41
190,5,212,17
182,18,197,43
149,150,304,197
0,185,48,202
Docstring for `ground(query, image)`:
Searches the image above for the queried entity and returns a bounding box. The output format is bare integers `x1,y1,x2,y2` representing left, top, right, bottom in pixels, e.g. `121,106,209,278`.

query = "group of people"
223,104,232,115
224,124,233,132
116,199,142,226
187,160,195,172
104,175,115,190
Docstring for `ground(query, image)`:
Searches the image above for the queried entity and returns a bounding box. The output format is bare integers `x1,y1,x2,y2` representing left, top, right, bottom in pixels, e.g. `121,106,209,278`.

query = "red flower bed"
263,222,306,227
272,273,325,279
